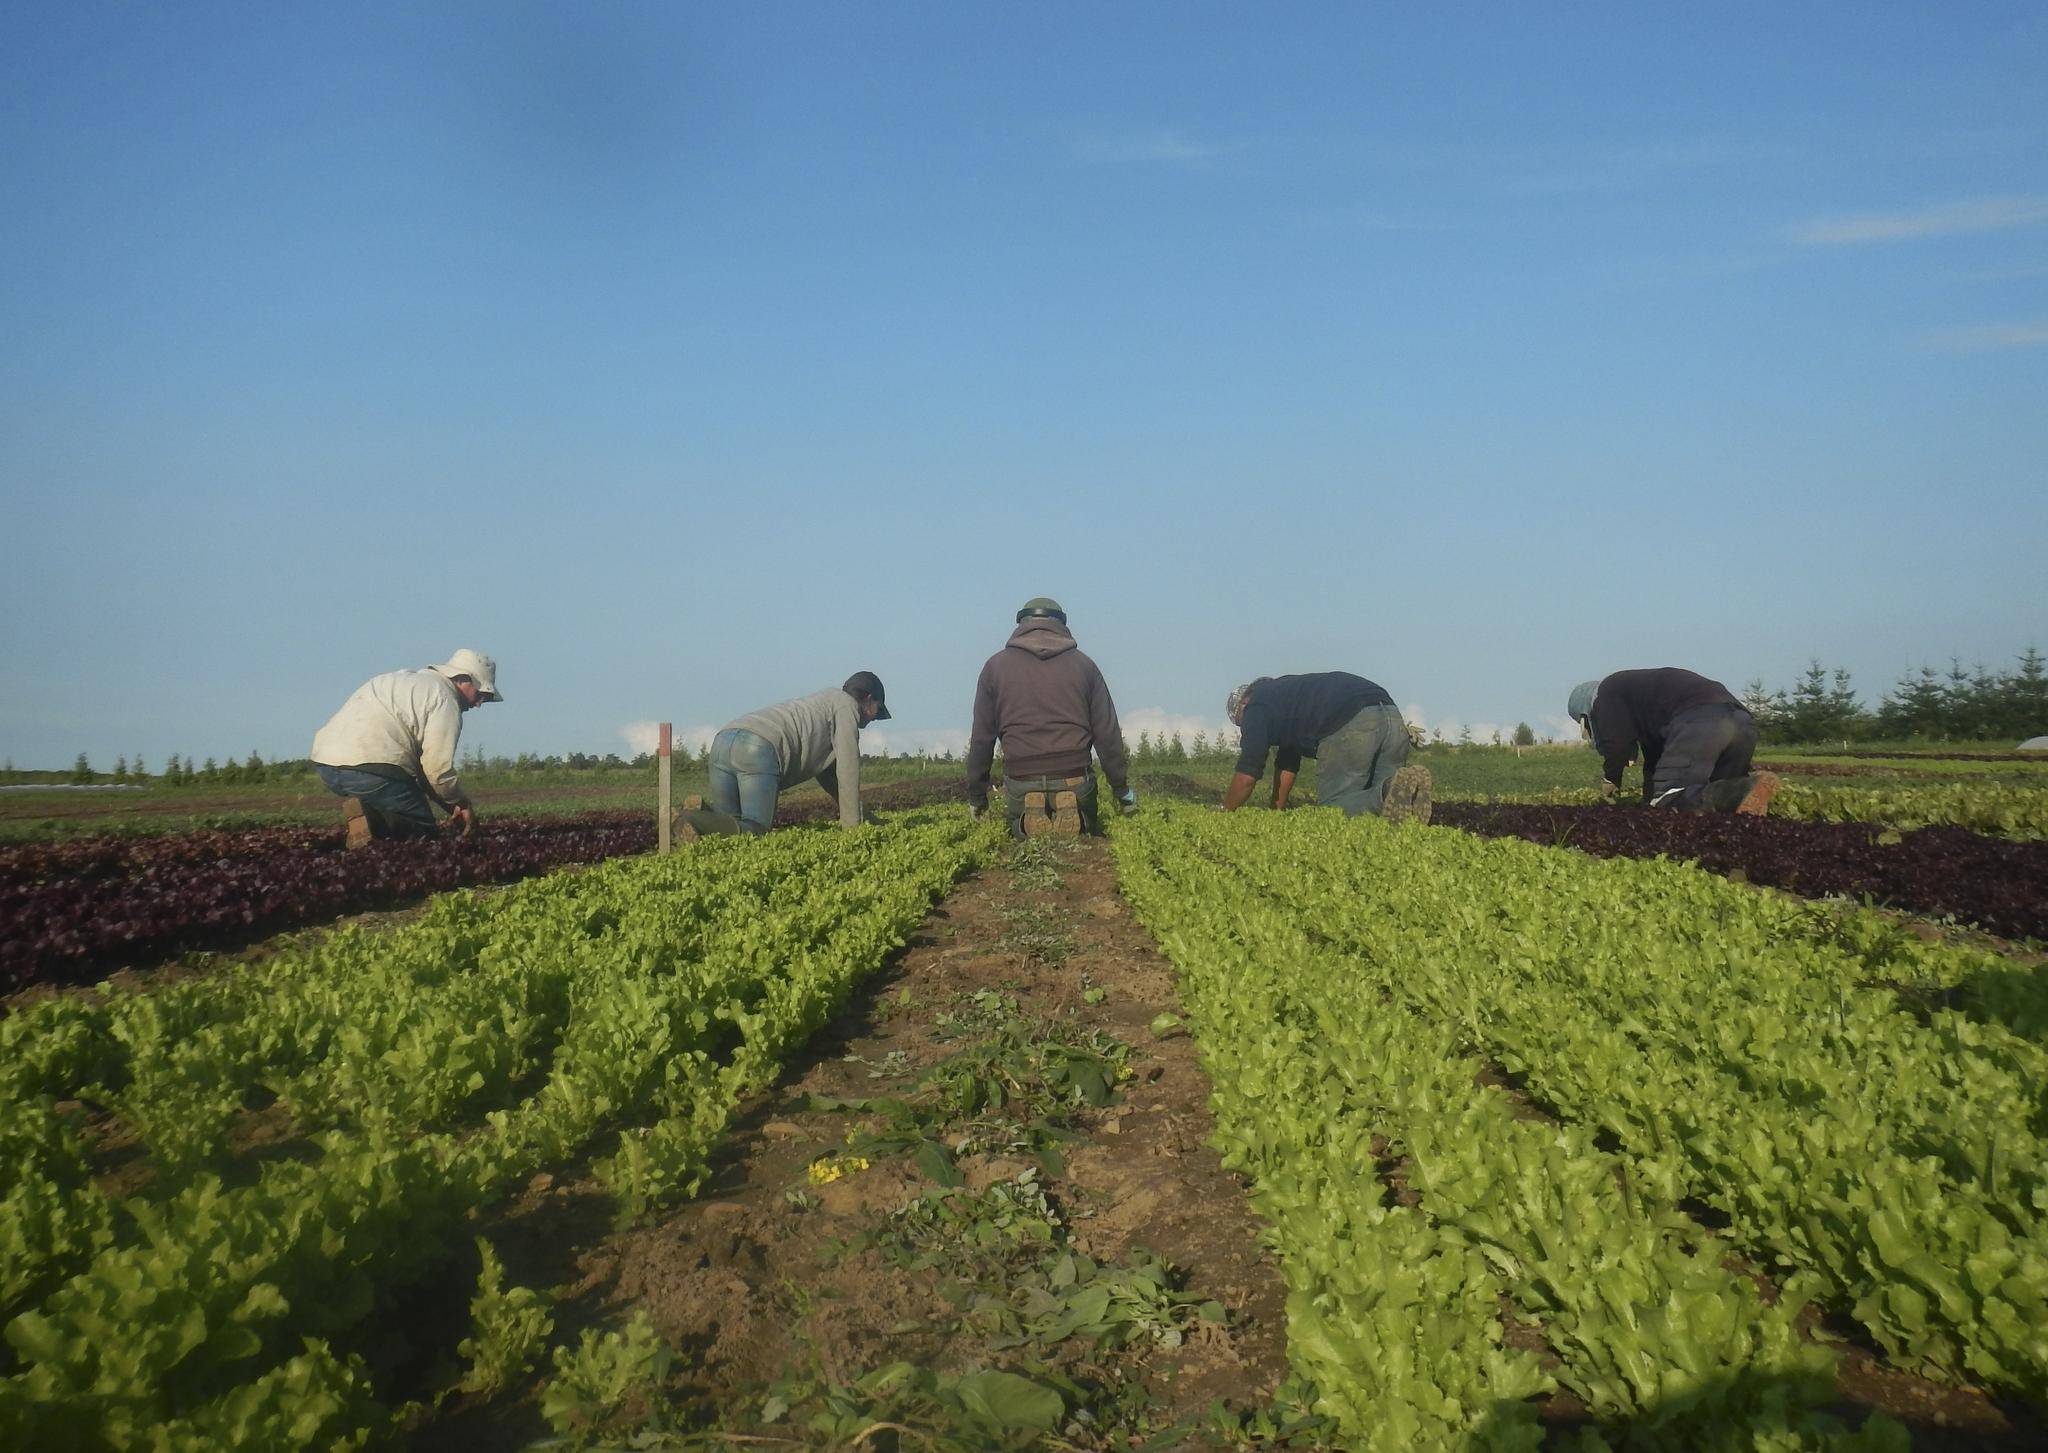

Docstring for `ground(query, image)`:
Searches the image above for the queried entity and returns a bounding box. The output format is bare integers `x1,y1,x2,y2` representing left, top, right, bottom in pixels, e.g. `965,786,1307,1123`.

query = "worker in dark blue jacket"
1223,672,1431,822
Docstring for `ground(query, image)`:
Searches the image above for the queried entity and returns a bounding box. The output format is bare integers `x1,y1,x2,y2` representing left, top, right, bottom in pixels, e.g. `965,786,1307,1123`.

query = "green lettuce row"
1777,781,2048,839
1114,820,1551,1452
1213,809,2048,1399
1117,813,1900,1451
0,1100,114,1320
0,836,846,1316
1238,814,2048,1217
0,813,997,1452
5,834,812,1138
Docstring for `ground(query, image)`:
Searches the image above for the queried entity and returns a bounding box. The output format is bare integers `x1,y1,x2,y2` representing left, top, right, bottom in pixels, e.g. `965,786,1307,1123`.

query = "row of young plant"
1111,806,2047,1448
1442,777,2048,839
0,810,999,1451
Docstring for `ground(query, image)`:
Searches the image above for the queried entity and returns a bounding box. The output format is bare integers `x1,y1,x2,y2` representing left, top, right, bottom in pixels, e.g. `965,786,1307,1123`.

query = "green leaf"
914,1138,964,1187
947,1369,1065,1433
1068,1059,1112,1106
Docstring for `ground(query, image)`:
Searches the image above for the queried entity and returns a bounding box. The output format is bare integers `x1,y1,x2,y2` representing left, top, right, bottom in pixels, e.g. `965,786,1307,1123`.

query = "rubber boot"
1381,765,1434,825
1700,773,1780,815
675,807,745,842
341,797,374,851
1020,779,1084,837
1735,771,1780,816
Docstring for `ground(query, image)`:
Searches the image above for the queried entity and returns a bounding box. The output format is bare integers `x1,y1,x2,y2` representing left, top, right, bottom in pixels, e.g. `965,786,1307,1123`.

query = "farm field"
0,749,2043,1450
0,759,951,844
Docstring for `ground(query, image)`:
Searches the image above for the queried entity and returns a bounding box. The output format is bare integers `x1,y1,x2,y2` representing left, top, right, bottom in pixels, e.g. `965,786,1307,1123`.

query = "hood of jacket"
1007,617,1078,660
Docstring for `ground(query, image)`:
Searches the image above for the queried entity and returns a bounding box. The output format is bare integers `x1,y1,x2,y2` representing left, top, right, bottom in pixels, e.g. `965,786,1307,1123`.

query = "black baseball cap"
843,671,892,719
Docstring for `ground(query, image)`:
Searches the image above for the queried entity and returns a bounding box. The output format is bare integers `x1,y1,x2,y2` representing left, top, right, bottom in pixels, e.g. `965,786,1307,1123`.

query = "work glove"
1117,788,1137,814
968,802,985,822
1598,779,1619,802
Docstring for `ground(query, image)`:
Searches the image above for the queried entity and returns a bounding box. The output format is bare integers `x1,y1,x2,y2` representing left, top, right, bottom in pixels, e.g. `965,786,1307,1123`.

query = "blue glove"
1117,787,1137,813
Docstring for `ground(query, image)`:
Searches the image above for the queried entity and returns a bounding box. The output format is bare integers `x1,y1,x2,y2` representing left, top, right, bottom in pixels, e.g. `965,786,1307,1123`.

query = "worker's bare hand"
446,804,477,836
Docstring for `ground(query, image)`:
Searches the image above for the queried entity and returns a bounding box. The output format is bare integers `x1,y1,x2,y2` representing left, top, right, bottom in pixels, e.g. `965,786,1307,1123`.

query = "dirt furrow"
417,836,1298,1450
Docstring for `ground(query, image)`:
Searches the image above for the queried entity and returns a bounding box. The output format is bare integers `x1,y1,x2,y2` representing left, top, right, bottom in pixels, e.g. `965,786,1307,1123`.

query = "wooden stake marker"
657,722,673,855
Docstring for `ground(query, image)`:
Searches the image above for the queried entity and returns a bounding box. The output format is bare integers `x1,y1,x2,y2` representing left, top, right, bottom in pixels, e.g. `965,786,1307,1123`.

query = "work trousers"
316,764,440,840
1315,703,1411,817
1649,704,1759,810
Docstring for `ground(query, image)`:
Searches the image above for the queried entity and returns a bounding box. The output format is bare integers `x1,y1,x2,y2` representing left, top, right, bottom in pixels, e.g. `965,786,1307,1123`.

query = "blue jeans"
1315,703,1410,817
707,728,780,835
316,764,440,840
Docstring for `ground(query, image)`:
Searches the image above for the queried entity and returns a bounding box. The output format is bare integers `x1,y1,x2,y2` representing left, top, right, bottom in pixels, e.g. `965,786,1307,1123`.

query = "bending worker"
679,672,890,838
1566,668,1778,813
1223,671,1431,822
966,597,1133,837
311,649,502,847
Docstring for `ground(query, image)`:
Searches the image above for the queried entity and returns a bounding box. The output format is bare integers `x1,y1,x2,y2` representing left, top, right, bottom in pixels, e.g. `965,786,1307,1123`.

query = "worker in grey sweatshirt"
678,672,890,838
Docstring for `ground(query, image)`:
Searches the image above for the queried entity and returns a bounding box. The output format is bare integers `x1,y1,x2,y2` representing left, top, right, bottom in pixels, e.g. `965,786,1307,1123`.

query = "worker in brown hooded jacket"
965,597,1134,837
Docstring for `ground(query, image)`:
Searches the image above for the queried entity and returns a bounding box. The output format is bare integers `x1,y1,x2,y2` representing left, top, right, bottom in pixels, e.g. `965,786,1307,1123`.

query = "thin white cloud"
1925,318,2048,352
619,720,718,756
1790,195,2048,245
859,726,972,759
1072,128,1241,166
1121,707,1237,749
624,719,973,762
1405,703,1575,746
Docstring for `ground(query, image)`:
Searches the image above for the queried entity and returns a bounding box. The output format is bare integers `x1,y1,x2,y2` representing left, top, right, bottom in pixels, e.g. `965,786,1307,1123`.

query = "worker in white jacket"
311,649,503,847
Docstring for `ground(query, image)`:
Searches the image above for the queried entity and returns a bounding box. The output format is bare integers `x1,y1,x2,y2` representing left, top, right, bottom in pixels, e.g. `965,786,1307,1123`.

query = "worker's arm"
831,696,863,827
1271,745,1302,808
963,664,999,809
417,685,470,810
1225,706,1272,811
1589,694,1635,790
1086,662,1130,797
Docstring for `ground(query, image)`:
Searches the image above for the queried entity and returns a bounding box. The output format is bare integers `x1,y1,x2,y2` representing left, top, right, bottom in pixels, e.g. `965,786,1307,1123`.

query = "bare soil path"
415,836,1299,1450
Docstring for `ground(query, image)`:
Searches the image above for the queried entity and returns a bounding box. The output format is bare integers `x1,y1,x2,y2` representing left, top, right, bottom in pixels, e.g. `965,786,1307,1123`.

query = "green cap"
1016,597,1067,624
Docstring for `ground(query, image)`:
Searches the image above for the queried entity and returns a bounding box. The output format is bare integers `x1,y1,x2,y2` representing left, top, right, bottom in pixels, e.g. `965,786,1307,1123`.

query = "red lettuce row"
1432,802,2048,942
0,813,654,990
0,780,975,990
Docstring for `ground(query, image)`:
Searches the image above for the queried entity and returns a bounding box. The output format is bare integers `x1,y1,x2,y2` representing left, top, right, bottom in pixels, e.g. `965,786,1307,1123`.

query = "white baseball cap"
436,649,502,701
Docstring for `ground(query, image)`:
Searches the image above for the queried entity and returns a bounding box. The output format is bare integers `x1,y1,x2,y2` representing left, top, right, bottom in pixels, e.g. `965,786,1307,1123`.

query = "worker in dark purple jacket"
966,597,1133,837
1566,668,1779,813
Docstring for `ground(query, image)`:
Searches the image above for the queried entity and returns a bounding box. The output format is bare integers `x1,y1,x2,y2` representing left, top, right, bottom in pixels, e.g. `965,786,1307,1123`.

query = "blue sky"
3,1,2044,766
